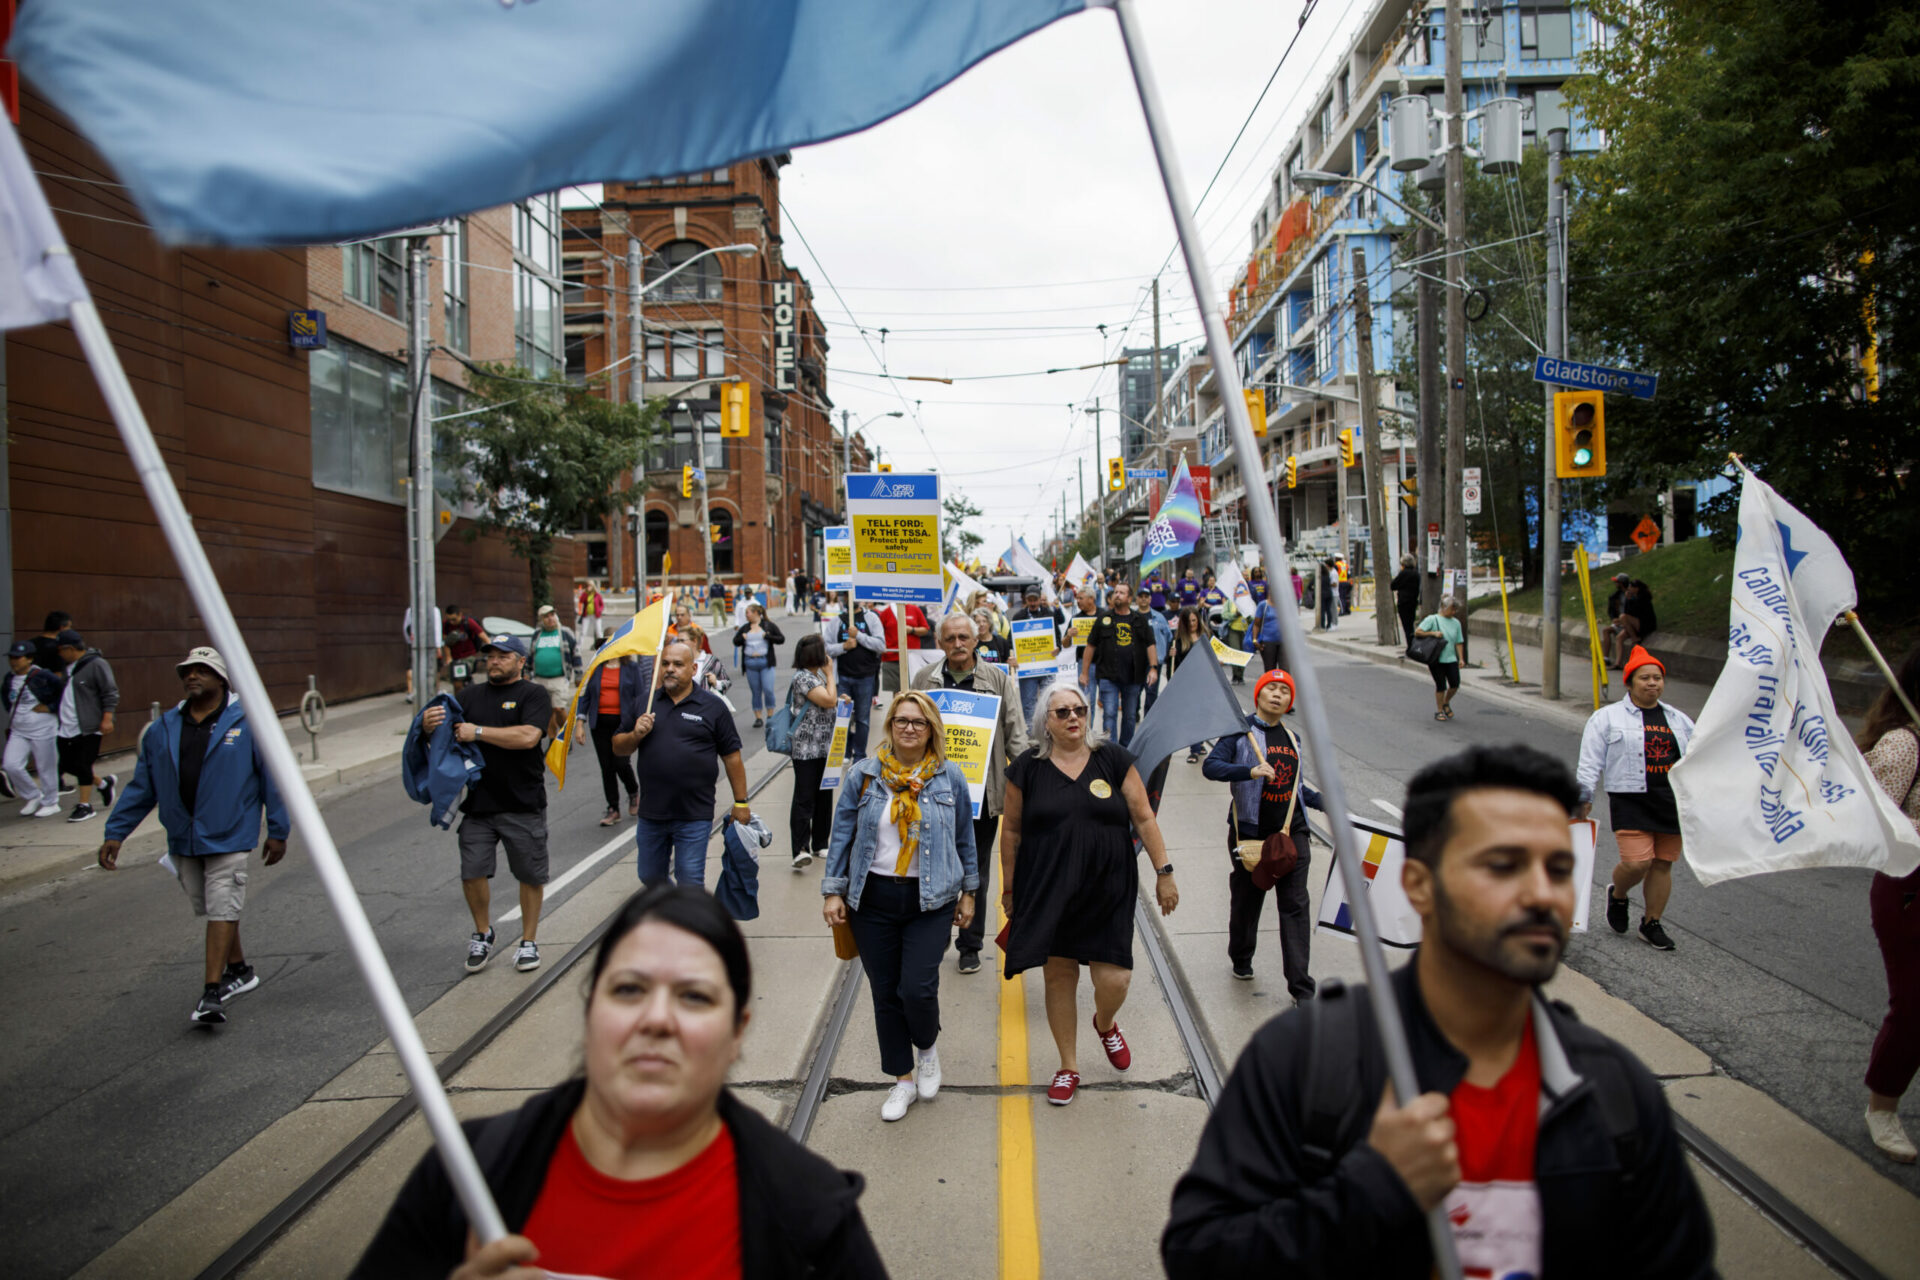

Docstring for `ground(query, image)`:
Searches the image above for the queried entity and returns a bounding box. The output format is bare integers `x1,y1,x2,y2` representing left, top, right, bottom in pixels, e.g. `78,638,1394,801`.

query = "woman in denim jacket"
822,690,978,1124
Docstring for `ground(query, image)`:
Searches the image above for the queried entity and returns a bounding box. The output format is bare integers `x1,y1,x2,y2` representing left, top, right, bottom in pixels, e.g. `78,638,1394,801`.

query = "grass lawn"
1483,537,1919,666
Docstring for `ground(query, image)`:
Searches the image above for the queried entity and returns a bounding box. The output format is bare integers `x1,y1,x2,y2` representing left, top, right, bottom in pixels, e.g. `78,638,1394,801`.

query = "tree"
941,492,984,564
1566,0,1920,611
447,364,658,609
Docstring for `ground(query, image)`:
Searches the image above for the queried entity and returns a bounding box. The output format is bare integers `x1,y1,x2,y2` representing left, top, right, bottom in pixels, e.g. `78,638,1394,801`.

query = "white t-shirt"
57,679,80,737
402,606,444,647
866,799,920,878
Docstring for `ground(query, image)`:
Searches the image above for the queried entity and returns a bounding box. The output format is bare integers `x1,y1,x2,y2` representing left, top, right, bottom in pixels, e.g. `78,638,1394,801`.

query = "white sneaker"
1867,1108,1917,1163
32,802,61,818
916,1045,942,1100
20,800,39,817
791,850,814,870
880,1080,918,1122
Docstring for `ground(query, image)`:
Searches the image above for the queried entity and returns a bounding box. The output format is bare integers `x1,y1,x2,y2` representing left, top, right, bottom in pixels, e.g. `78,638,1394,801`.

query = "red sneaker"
1094,1015,1131,1071
1046,1070,1080,1106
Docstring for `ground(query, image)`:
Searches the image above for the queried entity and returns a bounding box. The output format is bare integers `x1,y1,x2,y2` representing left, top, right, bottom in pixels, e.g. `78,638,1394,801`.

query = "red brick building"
2,88,581,750
561,157,838,594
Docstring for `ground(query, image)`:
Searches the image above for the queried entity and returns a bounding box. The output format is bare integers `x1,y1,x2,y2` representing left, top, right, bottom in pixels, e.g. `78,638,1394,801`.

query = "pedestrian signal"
1107,457,1124,491
1243,388,1266,437
1399,476,1418,509
878,462,893,473
1553,390,1606,478
1285,455,1298,488
710,523,723,543
720,381,752,438
680,464,694,497
1339,429,1355,468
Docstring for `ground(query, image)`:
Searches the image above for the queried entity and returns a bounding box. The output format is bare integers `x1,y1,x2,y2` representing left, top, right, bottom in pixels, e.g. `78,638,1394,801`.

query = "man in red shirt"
876,602,931,694
1163,743,1714,1278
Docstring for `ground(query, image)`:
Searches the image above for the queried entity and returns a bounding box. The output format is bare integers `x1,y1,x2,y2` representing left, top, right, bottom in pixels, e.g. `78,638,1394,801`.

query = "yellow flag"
546,591,674,788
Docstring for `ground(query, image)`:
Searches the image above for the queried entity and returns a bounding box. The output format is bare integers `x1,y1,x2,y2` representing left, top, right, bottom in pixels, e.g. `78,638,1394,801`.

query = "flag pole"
1845,612,1920,728
1106,2,1462,1274
67,289,509,1243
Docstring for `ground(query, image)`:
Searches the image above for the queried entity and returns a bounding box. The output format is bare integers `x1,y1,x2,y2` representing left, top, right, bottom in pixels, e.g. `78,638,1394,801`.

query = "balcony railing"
1227,194,1342,341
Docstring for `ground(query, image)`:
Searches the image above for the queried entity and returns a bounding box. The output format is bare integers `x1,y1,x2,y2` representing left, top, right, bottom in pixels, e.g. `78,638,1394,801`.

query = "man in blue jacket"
98,647,289,1026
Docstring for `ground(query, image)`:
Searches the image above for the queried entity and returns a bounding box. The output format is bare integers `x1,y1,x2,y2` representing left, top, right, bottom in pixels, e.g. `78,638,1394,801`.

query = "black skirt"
1004,743,1140,975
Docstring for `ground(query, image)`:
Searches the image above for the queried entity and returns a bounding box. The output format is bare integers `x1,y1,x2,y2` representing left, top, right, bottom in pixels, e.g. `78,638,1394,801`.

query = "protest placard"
820,703,854,790
1011,616,1057,667
924,686,1001,818
823,526,852,592
846,473,943,604
1210,636,1253,668
1069,615,1095,646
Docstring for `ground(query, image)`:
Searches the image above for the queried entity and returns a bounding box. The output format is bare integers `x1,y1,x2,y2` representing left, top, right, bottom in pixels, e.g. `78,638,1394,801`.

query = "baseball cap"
536,604,558,617
7,641,35,658
1611,573,1630,583
55,629,84,649
176,646,230,683
482,634,529,658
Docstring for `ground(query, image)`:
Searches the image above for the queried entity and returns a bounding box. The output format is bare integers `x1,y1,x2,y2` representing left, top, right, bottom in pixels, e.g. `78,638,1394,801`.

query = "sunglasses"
1050,705,1089,721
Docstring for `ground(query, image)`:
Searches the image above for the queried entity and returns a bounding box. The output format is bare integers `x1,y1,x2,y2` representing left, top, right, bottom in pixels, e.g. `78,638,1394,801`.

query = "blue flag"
9,0,1086,245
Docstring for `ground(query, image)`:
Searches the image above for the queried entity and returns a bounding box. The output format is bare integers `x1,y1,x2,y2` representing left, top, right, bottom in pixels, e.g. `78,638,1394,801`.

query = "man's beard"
1430,874,1566,986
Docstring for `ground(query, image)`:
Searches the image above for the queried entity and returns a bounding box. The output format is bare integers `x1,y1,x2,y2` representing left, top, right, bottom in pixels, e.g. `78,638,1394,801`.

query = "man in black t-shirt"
615,639,747,889
1574,646,1695,951
1078,583,1159,748
422,635,551,976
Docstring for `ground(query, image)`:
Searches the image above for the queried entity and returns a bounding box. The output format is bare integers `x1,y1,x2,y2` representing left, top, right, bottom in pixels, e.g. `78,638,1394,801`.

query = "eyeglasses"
1050,705,1089,721
892,717,931,731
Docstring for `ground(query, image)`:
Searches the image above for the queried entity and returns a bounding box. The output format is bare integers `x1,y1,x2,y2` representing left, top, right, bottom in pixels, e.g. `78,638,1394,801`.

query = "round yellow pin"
1089,779,1112,799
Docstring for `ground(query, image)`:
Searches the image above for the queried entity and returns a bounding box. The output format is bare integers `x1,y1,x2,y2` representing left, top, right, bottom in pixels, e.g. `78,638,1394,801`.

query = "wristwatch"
1156,861,1175,876
474,725,484,740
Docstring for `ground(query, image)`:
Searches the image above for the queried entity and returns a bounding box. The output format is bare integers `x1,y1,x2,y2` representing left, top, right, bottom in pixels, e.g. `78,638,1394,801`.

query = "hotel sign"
773,281,797,390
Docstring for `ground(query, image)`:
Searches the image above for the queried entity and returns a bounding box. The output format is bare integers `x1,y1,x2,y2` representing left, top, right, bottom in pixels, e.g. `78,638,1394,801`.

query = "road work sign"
846,473,943,604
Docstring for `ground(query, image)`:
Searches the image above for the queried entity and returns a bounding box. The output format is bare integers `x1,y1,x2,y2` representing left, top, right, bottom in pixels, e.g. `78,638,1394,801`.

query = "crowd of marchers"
56,566,1920,1276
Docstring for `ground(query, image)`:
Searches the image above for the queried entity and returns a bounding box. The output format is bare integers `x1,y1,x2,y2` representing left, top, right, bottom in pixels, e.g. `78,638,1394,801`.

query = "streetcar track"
197,755,792,1280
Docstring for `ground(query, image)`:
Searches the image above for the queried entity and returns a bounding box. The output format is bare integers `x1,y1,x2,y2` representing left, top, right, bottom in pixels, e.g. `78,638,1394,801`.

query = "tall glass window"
646,239,723,302
1465,4,1505,61
441,219,469,351
514,193,563,376
1519,5,1573,59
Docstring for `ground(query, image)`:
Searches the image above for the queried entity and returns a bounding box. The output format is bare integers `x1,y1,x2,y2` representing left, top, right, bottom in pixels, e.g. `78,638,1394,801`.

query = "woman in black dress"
1001,677,1177,1108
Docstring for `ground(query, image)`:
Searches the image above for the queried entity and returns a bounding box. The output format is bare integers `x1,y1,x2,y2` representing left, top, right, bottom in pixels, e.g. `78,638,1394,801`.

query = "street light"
1292,169,1444,235
840,410,903,513
630,241,757,602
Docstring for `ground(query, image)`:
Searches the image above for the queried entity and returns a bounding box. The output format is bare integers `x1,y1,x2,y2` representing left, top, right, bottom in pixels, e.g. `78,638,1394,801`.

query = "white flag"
1215,560,1257,619
942,560,990,618
1671,468,1920,885
1004,535,1057,604
1063,553,1098,592
0,117,88,331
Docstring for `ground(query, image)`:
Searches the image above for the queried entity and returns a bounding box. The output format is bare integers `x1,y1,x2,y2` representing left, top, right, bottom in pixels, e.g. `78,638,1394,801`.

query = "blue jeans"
1019,675,1047,727
635,817,713,888
744,661,777,714
1097,679,1146,748
840,672,877,762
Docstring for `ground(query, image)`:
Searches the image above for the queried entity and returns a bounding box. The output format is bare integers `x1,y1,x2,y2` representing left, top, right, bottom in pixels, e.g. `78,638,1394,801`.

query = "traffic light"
680,464,693,497
1244,388,1266,437
878,462,892,473
1399,476,1418,509
1339,428,1355,468
1552,390,1606,478
1285,455,1298,489
720,381,751,438
1107,456,1124,491
710,522,723,543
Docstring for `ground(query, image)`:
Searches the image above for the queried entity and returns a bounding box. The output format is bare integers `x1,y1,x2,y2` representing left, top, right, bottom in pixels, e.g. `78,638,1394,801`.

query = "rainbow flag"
546,592,673,789
1140,458,1203,574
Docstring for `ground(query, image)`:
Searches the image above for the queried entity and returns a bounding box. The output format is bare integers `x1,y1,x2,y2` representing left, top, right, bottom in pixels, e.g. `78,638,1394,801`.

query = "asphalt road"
0,616,811,1279
0,615,1910,1275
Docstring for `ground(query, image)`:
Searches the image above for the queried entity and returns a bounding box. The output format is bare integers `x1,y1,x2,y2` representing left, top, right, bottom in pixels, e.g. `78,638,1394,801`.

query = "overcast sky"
777,0,1364,556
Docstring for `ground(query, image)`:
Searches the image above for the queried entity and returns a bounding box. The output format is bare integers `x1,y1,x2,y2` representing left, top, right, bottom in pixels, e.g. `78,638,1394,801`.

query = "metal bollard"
299,675,327,762
149,701,161,724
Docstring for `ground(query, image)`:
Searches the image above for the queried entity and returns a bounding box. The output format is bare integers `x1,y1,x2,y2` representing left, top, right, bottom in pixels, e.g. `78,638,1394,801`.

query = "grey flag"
1126,640,1251,797
0,117,87,331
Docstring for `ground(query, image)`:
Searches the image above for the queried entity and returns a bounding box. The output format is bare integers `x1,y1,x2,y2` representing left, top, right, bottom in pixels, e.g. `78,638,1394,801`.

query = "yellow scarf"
877,743,942,874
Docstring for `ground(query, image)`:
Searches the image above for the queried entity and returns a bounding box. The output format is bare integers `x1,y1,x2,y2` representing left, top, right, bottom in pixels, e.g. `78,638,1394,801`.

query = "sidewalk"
1300,600,1723,729
0,691,419,899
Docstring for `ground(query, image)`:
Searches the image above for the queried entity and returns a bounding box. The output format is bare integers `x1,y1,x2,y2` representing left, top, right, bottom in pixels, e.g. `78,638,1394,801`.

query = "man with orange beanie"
1574,646,1695,950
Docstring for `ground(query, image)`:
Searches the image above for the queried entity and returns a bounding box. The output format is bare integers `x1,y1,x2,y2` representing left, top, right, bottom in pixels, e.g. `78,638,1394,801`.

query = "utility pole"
1089,398,1110,571
604,252,623,593
406,237,437,707
840,409,852,512
1541,127,1567,698
1416,222,1442,616
1353,248,1395,647
628,236,646,602
695,408,716,589
1443,0,1468,613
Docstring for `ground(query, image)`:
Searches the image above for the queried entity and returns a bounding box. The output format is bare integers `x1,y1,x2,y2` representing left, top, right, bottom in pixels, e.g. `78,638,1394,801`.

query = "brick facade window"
343,236,407,321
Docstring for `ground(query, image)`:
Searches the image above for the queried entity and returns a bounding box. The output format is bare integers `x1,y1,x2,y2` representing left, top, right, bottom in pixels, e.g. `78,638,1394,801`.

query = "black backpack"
1295,979,1645,1181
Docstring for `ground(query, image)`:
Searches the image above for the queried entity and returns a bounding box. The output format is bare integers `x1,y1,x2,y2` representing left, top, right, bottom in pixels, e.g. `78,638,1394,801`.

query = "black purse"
1406,633,1445,665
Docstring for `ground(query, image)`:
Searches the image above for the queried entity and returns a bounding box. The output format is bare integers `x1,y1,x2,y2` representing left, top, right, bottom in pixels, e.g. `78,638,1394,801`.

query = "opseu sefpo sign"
846,473,943,604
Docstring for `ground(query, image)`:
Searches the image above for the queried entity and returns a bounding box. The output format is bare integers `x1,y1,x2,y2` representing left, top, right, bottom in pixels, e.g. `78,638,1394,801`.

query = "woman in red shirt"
354,886,886,1279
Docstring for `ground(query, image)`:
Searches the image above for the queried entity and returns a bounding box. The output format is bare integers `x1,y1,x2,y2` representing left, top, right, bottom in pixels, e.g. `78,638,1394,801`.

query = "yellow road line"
996,897,1042,1279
